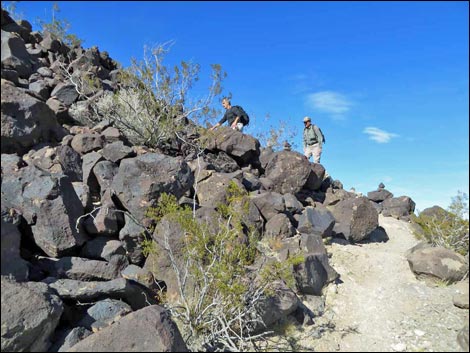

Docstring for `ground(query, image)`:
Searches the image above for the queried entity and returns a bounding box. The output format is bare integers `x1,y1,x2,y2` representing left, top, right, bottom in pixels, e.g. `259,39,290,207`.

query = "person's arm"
209,122,221,131
210,112,228,130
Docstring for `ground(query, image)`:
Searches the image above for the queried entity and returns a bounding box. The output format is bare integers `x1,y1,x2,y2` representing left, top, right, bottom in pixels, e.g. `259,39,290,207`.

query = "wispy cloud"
306,91,352,114
286,72,321,94
363,127,399,143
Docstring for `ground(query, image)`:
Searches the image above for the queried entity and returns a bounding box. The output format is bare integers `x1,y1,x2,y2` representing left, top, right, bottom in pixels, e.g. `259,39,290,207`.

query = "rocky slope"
1,9,468,352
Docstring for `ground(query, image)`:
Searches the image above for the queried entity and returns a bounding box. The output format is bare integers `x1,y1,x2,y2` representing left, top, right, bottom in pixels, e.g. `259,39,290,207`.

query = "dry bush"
412,191,469,256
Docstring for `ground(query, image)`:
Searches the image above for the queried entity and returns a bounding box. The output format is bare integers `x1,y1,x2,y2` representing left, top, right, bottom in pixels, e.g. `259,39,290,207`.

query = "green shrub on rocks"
412,191,469,256
144,182,301,351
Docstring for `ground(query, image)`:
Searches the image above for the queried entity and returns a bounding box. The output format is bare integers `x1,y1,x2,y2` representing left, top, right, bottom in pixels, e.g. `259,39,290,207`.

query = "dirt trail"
298,215,469,352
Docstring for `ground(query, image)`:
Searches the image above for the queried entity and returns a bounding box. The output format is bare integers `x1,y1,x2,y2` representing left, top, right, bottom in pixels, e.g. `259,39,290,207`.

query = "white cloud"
287,73,317,94
363,127,399,143
306,91,352,114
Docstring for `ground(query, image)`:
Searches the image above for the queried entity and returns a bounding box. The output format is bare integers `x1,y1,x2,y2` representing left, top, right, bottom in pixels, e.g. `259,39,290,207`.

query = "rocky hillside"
1,9,468,352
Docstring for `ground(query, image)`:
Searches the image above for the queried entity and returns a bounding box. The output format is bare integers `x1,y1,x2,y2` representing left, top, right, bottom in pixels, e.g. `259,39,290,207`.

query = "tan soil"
294,215,469,352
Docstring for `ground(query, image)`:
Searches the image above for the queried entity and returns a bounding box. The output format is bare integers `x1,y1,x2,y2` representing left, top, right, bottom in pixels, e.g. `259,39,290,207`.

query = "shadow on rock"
362,226,389,244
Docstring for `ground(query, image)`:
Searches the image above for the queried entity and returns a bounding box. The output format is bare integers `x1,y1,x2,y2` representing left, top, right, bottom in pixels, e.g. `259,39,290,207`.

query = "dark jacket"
218,106,244,126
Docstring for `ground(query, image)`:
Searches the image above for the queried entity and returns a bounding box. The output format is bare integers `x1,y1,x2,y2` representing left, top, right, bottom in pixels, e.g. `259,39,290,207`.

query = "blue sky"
8,1,469,212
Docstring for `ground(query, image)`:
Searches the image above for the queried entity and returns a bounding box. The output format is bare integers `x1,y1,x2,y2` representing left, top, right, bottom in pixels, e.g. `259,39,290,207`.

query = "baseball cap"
303,116,311,122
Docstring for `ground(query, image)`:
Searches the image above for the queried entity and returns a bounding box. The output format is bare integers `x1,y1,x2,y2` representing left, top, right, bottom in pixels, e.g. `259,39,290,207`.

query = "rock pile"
2,9,465,352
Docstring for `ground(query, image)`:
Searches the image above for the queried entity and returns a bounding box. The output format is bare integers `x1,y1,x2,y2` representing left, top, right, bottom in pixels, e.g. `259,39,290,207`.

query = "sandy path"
299,215,469,352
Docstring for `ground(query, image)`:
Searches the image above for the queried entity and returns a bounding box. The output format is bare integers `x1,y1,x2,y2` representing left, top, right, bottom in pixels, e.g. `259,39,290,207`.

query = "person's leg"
312,144,322,163
304,145,313,161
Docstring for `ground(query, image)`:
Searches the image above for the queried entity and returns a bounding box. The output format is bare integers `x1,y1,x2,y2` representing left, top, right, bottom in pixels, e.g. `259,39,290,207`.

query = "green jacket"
303,124,323,148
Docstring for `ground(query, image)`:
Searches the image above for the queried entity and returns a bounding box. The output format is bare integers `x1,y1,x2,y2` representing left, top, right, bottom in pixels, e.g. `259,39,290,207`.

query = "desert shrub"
412,191,469,256
92,42,225,149
145,182,301,351
36,2,83,47
141,237,157,257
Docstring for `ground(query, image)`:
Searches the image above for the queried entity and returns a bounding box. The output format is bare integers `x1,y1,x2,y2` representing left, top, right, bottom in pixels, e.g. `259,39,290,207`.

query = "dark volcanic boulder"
264,213,296,239
49,327,92,352
67,305,188,352
83,190,123,236
57,145,83,181
367,189,393,202
23,144,83,182
259,146,276,171
283,193,303,214
77,298,132,332
92,160,119,193
50,82,80,106
204,126,260,165
263,150,313,195
195,170,244,207
111,153,194,226
286,232,339,296
294,254,330,295
101,140,135,163
80,236,126,261
293,233,339,295
46,97,72,124
330,196,379,242
323,188,354,206
297,205,335,238
35,256,127,281
204,151,240,173
406,246,467,283
1,81,65,154
1,165,87,257
119,214,148,265
1,30,33,78
82,150,104,190
251,191,286,221
71,133,105,155
28,79,51,101
43,277,157,310
1,277,63,352
255,280,300,329
1,220,29,281
304,163,326,191
381,196,416,220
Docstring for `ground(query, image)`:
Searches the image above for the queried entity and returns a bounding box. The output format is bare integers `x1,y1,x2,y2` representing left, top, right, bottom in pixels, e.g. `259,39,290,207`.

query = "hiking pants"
304,143,322,163
231,122,244,132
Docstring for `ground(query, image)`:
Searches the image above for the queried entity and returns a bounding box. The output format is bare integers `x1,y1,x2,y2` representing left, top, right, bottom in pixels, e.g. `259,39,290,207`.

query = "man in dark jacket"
209,98,246,132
